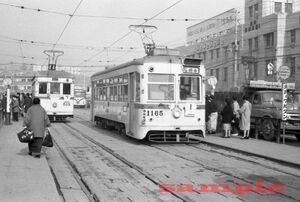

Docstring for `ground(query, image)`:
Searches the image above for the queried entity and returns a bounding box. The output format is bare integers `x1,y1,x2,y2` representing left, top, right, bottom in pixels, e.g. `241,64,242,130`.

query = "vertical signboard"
282,83,287,121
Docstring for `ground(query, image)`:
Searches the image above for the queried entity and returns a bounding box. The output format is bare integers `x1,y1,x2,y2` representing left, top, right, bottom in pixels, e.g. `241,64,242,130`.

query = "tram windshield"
180,76,200,100
74,90,86,97
148,74,174,101
63,83,71,95
50,83,60,94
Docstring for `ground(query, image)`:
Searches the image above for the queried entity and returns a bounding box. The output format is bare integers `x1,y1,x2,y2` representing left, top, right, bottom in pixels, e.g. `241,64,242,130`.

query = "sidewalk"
0,121,61,202
199,133,300,168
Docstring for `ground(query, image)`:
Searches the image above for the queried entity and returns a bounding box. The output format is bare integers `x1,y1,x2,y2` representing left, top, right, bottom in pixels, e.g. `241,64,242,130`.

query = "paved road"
44,108,300,201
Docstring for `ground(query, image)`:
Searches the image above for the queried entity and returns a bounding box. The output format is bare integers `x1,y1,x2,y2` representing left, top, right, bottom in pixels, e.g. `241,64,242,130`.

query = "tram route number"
146,110,163,116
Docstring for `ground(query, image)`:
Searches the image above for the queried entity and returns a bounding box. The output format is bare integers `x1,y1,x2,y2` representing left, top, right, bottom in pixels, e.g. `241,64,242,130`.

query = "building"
0,72,34,94
178,8,244,92
242,0,300,91
179,0,300,92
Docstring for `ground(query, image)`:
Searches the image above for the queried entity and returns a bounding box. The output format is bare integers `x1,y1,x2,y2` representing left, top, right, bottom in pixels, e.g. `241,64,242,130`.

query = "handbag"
42,129,53,147
17,128,34,143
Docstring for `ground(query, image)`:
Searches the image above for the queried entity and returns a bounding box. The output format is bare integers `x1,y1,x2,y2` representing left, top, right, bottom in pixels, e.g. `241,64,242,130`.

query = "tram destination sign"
278,66,290,80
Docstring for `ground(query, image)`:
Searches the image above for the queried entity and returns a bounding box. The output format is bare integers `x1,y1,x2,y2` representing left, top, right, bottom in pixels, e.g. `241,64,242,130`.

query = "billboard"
187,8,237,45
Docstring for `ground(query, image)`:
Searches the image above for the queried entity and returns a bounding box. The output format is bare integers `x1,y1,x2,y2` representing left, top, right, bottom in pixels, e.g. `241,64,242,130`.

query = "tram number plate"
146,110,163,116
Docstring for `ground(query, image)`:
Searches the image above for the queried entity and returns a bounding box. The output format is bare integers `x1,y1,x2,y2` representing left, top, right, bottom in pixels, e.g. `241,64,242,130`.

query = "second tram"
74,86,87,108
91,50,206,142
32,71,74,121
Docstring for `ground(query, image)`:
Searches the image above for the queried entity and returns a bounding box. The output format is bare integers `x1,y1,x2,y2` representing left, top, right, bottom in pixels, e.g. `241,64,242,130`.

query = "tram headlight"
172,108,181,119
52,102,57,108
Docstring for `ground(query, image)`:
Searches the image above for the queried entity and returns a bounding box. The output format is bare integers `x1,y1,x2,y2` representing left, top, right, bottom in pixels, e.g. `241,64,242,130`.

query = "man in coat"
23,97,51,158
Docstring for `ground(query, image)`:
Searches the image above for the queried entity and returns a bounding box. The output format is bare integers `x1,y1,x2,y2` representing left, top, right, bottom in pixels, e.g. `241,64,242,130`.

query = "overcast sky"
0,0,244,74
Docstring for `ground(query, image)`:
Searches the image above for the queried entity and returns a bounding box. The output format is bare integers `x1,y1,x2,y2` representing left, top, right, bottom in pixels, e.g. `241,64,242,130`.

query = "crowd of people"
0,92,33,123
206,94,252,140
0,92,50,158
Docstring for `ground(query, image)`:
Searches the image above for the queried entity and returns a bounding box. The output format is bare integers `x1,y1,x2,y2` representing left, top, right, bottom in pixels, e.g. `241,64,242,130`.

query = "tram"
91,49,206,142
32,70,74,121
74,86,87,108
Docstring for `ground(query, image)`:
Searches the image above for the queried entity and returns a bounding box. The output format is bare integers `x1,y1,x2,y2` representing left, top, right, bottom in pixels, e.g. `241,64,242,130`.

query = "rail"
252,116,300,144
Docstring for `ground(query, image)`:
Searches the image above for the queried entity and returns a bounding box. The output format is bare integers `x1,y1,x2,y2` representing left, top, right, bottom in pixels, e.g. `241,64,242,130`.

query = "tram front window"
50,83,60,94
63,83,71,95
148,74,174,101
39,82,47,94
180,77,200,100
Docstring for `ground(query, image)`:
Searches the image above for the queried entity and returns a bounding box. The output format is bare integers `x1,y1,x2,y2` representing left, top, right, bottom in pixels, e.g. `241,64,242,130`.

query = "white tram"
32,71,74,121
91,50,206,142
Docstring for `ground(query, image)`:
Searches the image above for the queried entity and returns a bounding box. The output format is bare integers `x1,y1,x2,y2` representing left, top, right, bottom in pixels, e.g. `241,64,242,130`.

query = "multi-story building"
242,0,300,90
178,8,244,92
179,0,300,92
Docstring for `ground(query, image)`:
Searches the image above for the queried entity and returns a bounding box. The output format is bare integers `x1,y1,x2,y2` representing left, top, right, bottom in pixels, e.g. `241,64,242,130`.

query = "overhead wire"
81,0,184,64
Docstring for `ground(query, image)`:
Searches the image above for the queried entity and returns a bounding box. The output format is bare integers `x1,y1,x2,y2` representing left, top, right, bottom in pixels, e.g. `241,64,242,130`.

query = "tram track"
70,112,300,201
53,122,187,202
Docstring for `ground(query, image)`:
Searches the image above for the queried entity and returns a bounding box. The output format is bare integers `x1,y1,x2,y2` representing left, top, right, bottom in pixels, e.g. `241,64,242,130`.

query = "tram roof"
91,55,183,78
33,70,74,79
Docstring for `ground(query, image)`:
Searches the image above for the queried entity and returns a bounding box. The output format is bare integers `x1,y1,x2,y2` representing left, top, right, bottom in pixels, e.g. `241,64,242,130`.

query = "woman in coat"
239,95,252,139
23,97,51,158
12,96,20,121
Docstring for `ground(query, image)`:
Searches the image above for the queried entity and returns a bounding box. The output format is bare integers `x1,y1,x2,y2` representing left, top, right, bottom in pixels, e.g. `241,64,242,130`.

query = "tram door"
129,72,136,134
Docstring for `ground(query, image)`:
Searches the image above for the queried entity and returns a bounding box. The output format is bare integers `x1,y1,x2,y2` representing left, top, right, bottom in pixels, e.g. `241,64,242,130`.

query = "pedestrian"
12,96,20,121
207,94,218,134
23,93,32,113
239,95,252,139
23,97,51,158
221,97,234,138
231,95,240,136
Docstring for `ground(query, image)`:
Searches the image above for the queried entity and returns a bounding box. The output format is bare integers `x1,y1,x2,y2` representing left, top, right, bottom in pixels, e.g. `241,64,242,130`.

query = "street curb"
200,139,300,169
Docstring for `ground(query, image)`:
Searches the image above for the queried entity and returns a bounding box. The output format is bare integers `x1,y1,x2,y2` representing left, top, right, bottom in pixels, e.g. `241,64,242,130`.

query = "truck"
244,80,300,141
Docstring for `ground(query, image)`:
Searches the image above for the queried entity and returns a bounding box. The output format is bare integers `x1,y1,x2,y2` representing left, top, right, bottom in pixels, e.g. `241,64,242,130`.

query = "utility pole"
233,9,239,89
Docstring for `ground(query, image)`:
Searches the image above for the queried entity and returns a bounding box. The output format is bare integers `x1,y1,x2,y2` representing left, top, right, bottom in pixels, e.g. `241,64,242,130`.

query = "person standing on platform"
23,98,51,158
239,95,252,139
207,95,218,134
12,96,20,121
231,96,240,136
23,93,32,114
221,97,234,138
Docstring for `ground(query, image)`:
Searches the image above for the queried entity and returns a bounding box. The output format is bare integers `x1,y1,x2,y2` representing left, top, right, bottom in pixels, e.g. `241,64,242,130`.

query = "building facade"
179,0,300,92
0,72,34,94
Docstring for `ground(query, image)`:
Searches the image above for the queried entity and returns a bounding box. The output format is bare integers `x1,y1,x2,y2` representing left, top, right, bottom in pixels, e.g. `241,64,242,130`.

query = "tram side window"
179,77,200,100
50,83,60,94
39,82,47,94
136,73,140,102
63,83,71,95
122,85,128,101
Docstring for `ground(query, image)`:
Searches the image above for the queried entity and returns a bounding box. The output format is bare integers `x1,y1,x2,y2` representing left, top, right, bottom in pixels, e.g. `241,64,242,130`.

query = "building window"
216,69,219,81
224,46,228,58
264,32,274,48
223,67,228,81
210,50,214,60
249,6,253,18
275,2,282,13
203,51,206,61
248,38,253,52
254,3,259,19
285,3,293,13
254,37,259,50
291,29,296,43
290,57,295,76
216,48,220,59
210,69,214,76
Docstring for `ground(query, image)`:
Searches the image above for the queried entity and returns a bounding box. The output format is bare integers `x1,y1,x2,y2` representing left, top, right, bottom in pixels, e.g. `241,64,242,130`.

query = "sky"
0,0,244,75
